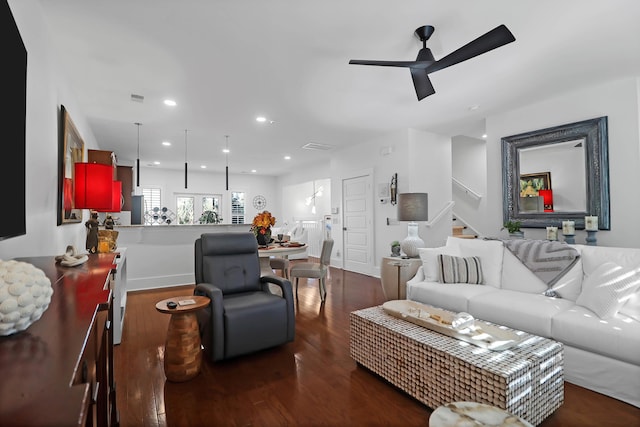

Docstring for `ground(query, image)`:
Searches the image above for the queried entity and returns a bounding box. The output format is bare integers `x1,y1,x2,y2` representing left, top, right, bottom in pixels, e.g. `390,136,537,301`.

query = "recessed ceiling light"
468,105,480,111
162,141,171,146
256,116,267,122
482,134,487,139
153,161,160,165
164,99,177,106
251,169,257,173
200,165,207,169
223,148,230,154
284,155,291,160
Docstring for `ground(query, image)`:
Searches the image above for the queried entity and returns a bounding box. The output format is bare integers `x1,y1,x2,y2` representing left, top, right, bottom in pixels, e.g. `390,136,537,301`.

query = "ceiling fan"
349,24,515,100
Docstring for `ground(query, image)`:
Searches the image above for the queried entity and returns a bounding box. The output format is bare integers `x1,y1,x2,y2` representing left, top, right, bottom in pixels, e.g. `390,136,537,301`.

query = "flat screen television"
0,1,27,241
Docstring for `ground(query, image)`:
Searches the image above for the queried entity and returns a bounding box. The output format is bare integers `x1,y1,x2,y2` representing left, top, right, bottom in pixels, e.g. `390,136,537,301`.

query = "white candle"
585,216,598,231
562,220,575,235
546,226,558,241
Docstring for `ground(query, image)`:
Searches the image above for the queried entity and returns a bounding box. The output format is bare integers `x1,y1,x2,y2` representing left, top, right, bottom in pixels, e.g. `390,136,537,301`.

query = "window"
200,196,222,223
231,192,245,224
142,187,161,212
176,196,194,224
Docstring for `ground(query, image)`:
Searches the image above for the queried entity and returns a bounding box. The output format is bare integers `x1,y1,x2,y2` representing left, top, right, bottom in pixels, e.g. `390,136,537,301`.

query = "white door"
342,174,373,275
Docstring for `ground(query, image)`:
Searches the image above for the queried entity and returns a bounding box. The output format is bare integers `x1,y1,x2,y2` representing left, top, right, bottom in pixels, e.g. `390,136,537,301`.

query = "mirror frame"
502,116,610,230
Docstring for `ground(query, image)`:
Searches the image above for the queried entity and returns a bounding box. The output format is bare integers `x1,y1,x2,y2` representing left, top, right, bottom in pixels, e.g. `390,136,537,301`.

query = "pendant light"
135,122,142,187
184,129,188,189
225,135,229,191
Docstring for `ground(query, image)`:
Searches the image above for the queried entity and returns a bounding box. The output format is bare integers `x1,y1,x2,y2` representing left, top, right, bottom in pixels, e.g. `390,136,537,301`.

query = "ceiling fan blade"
410,68,435,100
425,24,515,74
349,59,422,68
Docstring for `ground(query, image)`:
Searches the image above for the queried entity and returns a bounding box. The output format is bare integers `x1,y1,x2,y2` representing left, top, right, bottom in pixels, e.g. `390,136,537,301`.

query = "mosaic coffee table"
350,305,564,426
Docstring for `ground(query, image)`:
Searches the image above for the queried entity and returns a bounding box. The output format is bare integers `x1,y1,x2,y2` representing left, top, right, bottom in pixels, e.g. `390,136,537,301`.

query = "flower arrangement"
251,210,276,236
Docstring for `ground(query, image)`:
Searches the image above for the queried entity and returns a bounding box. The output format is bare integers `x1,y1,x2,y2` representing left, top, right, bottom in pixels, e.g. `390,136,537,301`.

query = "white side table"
380,256,421,300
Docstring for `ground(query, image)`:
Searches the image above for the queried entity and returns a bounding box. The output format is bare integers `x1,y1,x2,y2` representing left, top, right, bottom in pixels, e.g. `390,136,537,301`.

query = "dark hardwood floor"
115,262,640,426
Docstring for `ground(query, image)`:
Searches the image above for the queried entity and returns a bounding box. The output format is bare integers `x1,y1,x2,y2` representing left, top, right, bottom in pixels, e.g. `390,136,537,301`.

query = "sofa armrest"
407,266,425,284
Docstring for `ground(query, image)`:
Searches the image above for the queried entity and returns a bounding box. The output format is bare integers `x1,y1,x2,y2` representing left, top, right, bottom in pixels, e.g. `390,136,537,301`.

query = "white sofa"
406,237,640,408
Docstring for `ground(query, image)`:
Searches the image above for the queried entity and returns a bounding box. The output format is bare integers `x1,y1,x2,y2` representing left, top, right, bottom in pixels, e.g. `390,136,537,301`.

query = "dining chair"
270,257,290,280
289,239,334,301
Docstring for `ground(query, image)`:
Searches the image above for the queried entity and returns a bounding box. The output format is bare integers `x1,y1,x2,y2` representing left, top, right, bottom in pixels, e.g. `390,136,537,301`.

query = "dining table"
257,243,308,277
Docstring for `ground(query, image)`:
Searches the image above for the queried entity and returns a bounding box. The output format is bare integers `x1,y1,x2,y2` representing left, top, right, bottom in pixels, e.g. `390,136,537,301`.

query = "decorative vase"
0,260,53,336
256,229,271,246
509,231,524,239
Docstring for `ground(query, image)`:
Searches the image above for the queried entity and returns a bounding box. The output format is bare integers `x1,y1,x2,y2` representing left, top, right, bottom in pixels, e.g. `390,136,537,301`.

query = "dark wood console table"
0,253,120,427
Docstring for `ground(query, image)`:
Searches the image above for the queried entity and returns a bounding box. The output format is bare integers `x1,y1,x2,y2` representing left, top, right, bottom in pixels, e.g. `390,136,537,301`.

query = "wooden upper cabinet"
88,149,117,180
117,165,133,211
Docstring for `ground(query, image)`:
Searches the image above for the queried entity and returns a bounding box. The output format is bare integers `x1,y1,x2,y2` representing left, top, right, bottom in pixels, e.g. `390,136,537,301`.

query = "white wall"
137,166,280,224
286,128,453,276
0,1,101,260
452,135,486,234
485,77,640,248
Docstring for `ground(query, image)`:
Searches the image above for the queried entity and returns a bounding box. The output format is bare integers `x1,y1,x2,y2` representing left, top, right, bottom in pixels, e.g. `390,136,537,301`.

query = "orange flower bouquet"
251,211,276,245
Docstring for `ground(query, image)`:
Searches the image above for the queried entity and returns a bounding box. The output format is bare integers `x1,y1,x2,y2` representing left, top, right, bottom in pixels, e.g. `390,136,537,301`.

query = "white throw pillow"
546,259,584,301
619,291,640,322
452,239,504,288
418,246,460,282
575,261,640,319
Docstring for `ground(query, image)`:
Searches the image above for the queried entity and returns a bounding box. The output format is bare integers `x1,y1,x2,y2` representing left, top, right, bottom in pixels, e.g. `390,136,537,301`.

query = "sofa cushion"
552,305,640,365
501,249,547,294
418,246,460,282
580,245,640,275
575,261,640,319
447,238,504,288
500,248,584,301
620,291,640,322
468,290,575,338
407,281,497,314
437,254,483,284
546,258,584,301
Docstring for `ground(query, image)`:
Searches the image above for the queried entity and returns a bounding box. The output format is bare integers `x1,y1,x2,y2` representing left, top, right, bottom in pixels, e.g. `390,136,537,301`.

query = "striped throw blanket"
502,239,580,287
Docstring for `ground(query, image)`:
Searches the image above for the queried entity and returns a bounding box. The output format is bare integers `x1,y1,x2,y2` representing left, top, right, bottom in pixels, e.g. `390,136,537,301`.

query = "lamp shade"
397,193,429,221
74,163,114,210
397,193,428,258
95,180,122,213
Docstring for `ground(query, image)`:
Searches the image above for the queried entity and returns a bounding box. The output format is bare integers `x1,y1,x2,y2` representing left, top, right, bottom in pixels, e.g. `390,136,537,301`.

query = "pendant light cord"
184,129,188,189
135,122,142,187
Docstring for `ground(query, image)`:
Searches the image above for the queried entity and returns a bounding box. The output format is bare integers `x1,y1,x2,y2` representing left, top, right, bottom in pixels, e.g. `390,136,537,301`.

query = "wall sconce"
305,182,323,215
390,173,398,205
397,192,428,258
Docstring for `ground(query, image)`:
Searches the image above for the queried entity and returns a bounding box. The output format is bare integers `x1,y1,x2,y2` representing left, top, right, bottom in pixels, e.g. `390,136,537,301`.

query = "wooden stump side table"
155,295,210,382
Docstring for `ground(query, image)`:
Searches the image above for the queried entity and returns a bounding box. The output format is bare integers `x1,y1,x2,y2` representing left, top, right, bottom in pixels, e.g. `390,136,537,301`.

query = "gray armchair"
194,232,295,362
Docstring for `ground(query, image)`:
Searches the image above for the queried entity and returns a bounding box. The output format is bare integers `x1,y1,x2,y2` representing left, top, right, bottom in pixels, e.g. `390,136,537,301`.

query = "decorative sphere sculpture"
0,260,53,336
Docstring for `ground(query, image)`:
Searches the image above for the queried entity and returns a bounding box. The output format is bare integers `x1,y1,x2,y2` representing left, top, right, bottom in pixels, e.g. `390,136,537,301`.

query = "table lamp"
74,163,122,252
397,193,428,258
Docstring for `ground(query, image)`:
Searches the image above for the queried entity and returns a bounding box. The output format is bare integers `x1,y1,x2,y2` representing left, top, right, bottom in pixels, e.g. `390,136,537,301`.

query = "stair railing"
452,177,482,201
425,201,455,228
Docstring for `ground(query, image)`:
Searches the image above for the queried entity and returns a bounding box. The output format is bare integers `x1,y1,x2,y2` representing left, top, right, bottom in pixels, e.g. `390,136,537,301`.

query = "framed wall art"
57,105,84,225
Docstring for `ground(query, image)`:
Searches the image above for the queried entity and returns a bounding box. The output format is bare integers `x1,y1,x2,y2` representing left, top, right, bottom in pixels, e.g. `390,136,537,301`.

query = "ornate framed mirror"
502,116,610,230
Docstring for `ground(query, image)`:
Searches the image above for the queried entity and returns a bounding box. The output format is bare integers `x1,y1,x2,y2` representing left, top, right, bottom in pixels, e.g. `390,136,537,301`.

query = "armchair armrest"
194,282,225,361
260,275,294,301
259,275,295,341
